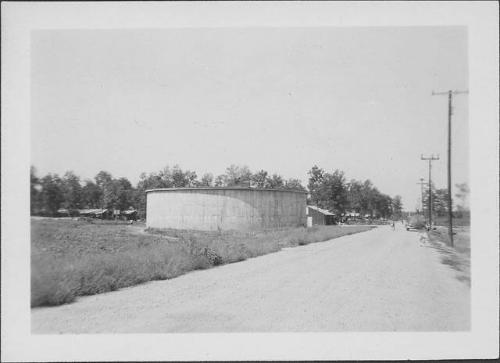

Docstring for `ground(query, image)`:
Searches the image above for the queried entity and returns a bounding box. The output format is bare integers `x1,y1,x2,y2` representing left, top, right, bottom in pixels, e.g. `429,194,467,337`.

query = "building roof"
121,209,137,215
79,208,108,214
145,187,307,194
307,205,335,216
345,212,360,217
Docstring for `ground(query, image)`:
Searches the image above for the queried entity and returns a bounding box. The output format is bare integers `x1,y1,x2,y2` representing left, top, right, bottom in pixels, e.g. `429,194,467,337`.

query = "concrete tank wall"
146,188,307,231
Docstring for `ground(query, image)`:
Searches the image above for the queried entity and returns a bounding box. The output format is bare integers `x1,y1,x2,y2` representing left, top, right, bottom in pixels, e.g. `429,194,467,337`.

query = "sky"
31,27,468,211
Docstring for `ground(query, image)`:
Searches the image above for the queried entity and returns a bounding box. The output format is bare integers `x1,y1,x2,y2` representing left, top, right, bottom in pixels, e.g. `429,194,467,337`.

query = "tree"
95,170,113,189
98,176,135,211
308,167,394,218
433,188,449,217
81,180,101,208
137,171,167,190
171,165,197,187
360,179,375,216
101,181,117,210
455,182,469,211
135,172,158,215
267,174,285,189
391,195,403,219
214,174,226,187
251,170,302,190
94,171,115,208
422,185,449,217
307,166,348,214
199,173,214,187
346,179,364,213
307,165,326,206
114,177,135,210
374,193,393,219
61,171,82,210
30,166,42,214
284,178,306,191
156,167,174,188
323,170,348,215
422,182,435,217
223,164,252,186
39,173,65,216
149,165,199,188
251,170,269,188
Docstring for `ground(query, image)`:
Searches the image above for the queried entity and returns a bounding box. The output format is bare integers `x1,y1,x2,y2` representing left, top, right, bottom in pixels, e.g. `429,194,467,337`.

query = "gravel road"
32,224,470,333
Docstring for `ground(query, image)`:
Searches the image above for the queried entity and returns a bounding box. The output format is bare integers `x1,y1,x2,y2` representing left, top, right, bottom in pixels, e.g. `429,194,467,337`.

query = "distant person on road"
391,221,395,231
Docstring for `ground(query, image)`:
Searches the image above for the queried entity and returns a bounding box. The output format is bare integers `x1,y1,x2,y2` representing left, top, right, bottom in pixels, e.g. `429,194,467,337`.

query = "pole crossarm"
432,90,469,96
420,154,440,161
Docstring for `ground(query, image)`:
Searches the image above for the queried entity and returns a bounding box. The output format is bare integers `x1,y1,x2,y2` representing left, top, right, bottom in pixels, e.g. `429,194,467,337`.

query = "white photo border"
1,1,498,361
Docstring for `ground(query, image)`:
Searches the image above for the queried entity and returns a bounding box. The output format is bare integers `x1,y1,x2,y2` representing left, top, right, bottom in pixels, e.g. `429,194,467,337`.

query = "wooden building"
306,205,336,226
78,208,112,219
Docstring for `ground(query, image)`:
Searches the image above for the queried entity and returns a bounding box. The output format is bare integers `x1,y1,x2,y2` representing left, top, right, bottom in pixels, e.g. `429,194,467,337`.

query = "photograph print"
1,2,498,362
30,26,471,333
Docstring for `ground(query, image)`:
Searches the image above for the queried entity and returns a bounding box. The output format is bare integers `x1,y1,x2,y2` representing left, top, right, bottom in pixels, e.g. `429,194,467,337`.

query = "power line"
421,154,439,229
432,89,468,247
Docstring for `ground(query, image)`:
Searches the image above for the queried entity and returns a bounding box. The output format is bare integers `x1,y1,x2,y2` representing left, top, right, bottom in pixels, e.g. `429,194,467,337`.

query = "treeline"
31,164,403,220
30,165,306,218
307,165,403,219
421,182,469,217
30,168,138,217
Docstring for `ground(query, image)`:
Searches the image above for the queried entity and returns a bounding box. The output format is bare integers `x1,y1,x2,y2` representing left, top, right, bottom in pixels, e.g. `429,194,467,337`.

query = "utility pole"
417,178,426,215
421,154,439,228
432,89,468,246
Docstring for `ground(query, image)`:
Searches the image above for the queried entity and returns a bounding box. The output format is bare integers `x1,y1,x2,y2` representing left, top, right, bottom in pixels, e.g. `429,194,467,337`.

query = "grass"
433,215,471,227
31,218,374,307
426,225,471,286
427,225,470,255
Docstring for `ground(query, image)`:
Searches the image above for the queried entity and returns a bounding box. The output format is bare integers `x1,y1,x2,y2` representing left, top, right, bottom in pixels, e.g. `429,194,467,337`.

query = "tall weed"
32,219,372,307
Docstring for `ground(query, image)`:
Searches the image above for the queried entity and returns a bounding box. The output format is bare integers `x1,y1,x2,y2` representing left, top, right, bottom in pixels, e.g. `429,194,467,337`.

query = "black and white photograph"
1,2,498,361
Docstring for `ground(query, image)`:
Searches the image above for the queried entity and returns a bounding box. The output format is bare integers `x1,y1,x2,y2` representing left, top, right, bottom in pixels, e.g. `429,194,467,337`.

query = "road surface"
32,224,470,333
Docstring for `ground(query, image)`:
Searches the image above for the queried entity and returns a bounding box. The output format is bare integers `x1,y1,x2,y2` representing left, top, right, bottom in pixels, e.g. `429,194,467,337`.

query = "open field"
31,218,373,307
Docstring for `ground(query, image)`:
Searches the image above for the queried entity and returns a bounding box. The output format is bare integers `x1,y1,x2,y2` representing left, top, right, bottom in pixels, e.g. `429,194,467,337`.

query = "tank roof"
145,187,307,194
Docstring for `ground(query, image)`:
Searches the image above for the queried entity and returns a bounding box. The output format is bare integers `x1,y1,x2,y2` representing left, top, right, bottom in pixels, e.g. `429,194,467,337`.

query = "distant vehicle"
406,222,436,231
406,223,418,231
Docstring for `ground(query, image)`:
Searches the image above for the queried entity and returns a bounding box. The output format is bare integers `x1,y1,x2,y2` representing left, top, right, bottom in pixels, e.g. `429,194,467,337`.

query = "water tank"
146,187,307,231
